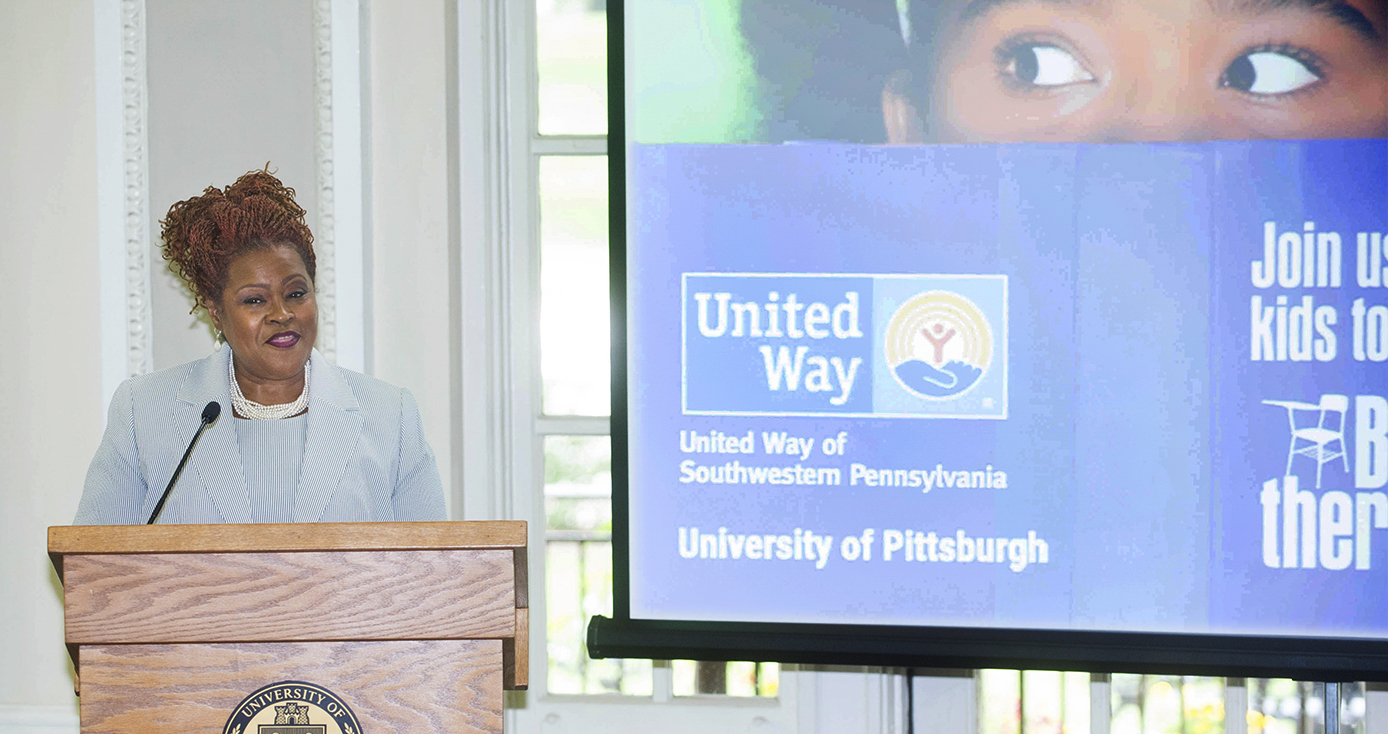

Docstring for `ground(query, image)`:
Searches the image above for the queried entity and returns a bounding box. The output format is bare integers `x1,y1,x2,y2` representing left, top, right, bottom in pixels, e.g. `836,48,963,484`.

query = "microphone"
146,401,221,524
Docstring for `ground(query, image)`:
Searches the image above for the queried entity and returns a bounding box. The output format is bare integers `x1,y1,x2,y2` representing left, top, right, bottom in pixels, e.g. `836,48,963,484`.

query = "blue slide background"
1208,142,1388,637
626,140,1388,637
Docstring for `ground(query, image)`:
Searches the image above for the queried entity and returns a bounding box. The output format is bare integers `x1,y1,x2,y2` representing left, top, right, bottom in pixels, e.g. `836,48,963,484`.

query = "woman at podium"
74,169,446,525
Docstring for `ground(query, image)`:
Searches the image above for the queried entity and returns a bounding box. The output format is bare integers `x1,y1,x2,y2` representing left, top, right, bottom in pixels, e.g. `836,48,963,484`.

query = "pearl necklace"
229,355,310,420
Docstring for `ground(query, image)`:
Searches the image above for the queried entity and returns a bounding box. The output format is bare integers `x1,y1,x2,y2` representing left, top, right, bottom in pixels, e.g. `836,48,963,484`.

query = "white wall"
0,0,99,726
0,1,333,728
0,1,461,723
366,0,458,509
145,0,317,370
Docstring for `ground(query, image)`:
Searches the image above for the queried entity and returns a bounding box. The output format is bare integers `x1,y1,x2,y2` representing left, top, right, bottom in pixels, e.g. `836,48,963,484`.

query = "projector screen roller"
597,0,1388,673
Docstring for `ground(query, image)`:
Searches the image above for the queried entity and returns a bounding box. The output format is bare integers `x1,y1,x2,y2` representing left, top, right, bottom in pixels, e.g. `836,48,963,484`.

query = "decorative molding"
121,0,152,377
312,0,338,363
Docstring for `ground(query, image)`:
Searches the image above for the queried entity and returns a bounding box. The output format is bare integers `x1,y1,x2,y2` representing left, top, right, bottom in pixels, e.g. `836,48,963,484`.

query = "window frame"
451,0,814,729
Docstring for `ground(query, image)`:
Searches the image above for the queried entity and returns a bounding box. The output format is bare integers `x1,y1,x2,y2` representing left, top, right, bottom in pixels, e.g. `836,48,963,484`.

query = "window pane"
1250,678,1313,734
978,669,1090,734
539,156,610,416
1111,674,1143,733
1340,682,1368,734
1021,670,1065,732
1110,675,1224,734
1063,671,1092,733
536,0,606,135
977,669,1021,734
543,436,650,694
671,660,780,698
1248,679,1365,734
1179,676,1226,732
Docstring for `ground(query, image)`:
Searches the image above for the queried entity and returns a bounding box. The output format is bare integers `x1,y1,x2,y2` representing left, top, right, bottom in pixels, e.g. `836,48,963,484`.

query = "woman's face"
208,245,317,398
917,0,1388,142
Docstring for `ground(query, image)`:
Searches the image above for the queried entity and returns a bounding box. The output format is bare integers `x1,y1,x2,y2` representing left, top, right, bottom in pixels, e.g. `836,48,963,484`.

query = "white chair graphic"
1263,395,1350,489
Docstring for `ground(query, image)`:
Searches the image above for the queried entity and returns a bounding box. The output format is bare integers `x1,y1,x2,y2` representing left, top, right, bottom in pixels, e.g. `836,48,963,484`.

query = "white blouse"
235,412,309,523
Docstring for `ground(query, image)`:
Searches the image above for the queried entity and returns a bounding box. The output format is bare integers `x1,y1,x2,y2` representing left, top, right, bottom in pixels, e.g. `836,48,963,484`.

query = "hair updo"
160,168,316,311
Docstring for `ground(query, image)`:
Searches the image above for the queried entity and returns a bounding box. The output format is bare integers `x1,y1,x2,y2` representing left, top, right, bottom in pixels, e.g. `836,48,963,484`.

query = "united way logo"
223,681,362,734
680,272,1005,418
885,291,993,400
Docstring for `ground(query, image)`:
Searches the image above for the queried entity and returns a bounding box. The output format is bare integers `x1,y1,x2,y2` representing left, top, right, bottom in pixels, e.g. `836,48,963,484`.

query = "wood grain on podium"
503,608,528,690
50,522,526,567
64,549,515,643
52,521,528,731
79,640,503,734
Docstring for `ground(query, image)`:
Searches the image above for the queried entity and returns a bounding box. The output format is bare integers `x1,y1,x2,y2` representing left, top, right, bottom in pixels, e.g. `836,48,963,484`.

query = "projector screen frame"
587,615,1388,680
593,0,1388,679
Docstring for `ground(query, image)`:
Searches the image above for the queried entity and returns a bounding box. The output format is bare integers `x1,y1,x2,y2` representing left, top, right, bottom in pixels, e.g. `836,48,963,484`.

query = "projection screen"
589,0,1388,677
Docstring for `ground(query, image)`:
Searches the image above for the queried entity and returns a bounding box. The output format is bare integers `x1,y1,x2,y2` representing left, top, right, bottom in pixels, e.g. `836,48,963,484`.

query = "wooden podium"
48,521,528,734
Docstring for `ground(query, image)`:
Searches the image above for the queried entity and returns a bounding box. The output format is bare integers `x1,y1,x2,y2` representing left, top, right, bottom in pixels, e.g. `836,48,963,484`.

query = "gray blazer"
74,348,446,524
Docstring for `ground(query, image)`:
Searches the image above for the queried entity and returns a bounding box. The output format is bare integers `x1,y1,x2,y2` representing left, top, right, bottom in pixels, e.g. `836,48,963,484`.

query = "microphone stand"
147,402,221,524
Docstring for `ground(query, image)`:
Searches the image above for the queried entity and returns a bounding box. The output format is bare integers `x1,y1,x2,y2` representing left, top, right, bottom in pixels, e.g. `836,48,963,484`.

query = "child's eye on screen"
997,42,1095,88
1220,47,1322,95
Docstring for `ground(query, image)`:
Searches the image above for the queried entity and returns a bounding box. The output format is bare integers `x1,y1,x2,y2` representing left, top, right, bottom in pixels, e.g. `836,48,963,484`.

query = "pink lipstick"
267,331,300,348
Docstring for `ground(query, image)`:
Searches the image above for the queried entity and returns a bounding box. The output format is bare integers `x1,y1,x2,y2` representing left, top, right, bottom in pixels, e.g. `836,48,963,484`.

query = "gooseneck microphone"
146,401,221,524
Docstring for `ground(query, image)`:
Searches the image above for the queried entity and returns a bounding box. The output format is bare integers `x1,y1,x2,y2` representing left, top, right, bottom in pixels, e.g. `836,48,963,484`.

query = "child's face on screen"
908,0,1387,142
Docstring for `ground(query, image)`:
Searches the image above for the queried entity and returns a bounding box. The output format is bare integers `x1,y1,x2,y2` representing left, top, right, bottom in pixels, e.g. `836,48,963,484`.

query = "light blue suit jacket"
74,348,446,525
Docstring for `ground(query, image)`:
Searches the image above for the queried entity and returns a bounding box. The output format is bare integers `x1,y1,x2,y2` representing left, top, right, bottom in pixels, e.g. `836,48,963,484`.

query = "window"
976,673,1368,734
530,0,780,701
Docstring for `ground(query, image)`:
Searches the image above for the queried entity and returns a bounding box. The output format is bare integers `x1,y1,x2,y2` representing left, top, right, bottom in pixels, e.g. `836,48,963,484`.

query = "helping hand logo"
885,291,993,401
871,275,1007,419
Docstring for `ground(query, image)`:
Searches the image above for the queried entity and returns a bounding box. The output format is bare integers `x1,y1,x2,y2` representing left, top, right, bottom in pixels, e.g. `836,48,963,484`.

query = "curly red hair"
160,168,316,310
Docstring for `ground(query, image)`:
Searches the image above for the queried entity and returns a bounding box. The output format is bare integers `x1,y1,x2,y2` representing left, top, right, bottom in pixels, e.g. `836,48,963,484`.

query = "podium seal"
223,680,363,734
